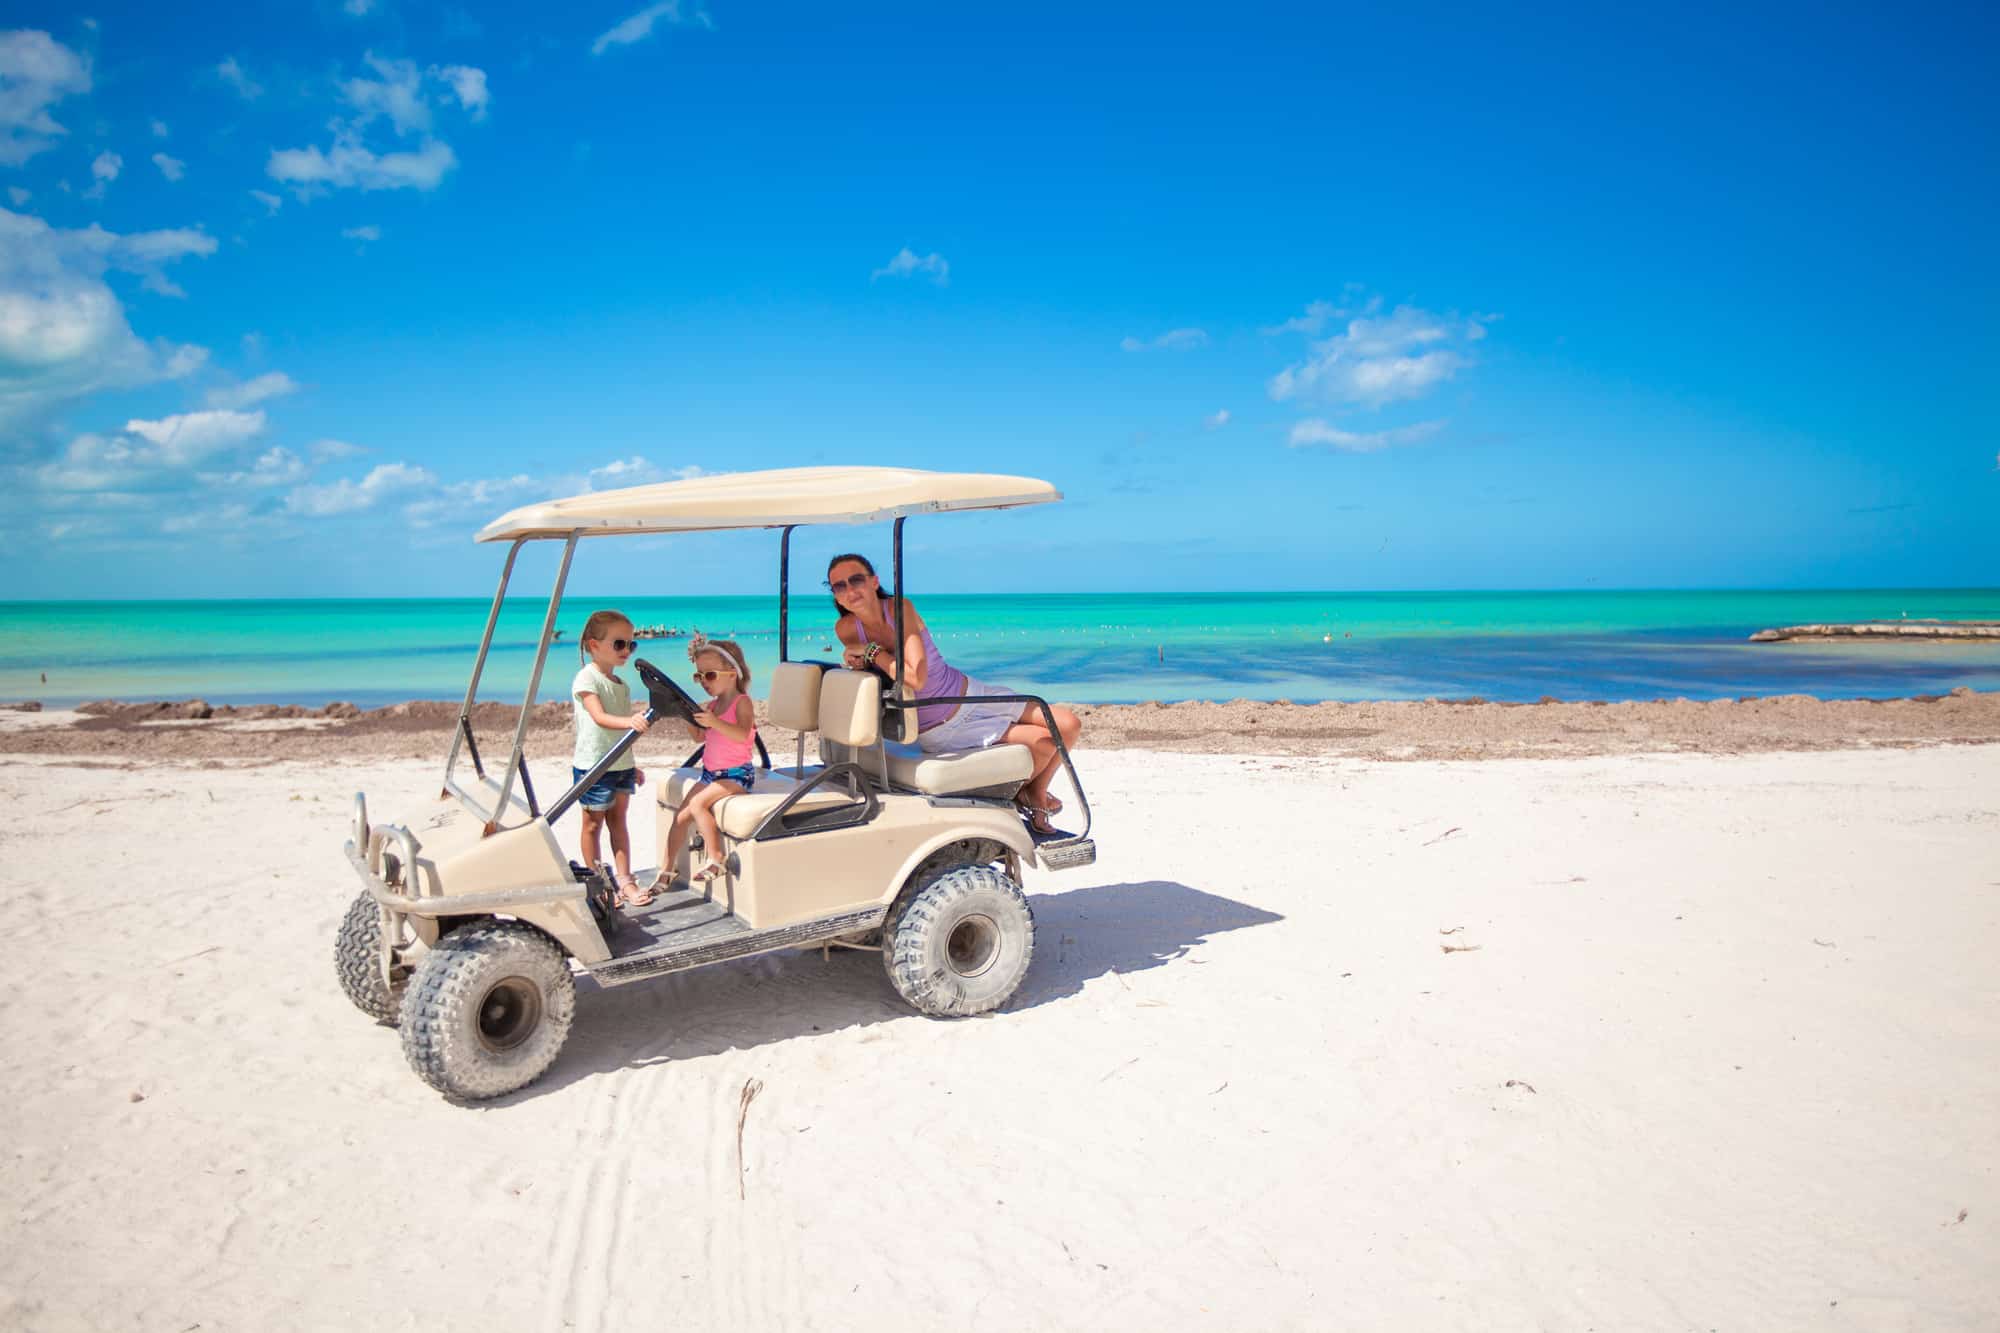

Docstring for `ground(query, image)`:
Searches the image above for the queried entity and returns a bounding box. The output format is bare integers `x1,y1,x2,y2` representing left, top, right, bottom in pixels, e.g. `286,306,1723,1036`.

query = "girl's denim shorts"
571,765,639,811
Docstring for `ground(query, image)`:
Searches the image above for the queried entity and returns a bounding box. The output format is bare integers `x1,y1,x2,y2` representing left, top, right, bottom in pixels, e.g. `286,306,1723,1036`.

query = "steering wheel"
633,657,703,726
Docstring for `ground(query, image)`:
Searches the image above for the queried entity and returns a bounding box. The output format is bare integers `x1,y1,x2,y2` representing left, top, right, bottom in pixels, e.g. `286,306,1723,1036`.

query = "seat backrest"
883,680,919,744
765,661,823,733
818,668,880,748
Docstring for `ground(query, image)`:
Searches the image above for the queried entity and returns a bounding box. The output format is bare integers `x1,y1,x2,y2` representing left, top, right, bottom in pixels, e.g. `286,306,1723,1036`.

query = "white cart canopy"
476,466,1060,542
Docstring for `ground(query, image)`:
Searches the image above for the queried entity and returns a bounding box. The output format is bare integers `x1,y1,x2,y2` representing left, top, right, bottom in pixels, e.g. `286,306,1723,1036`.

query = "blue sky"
1,1,1994,598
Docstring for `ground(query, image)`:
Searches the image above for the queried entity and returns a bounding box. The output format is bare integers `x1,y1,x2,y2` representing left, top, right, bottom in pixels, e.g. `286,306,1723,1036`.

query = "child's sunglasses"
609,638,637,651
691,667,737,684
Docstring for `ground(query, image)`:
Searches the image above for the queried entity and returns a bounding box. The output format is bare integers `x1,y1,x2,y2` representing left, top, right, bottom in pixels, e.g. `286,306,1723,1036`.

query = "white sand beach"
2,742,1996,1330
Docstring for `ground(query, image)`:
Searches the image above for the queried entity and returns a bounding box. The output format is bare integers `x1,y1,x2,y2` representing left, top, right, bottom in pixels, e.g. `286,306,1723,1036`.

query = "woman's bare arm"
898,599,930,688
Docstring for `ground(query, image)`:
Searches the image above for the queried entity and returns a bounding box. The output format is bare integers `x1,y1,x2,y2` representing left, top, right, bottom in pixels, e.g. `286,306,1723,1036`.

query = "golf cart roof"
476,466,1061,543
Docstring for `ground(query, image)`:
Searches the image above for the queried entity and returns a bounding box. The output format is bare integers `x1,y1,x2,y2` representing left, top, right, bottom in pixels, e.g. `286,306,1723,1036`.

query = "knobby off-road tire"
883,864,1034,1017
399,921,576,1101
334,891,406,1024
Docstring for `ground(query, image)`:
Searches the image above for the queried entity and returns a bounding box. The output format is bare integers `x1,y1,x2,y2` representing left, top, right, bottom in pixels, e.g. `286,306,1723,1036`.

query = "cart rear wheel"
883,864,1034,1016
399,921,575,1101
334,891,407,1024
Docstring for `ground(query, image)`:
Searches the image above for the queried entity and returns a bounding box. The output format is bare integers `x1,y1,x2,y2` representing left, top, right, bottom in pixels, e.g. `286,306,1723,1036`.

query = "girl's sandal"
614,873,655,909
691,858,728,884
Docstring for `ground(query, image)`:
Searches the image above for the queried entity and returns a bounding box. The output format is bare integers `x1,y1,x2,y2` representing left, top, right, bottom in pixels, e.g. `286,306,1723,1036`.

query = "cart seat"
815,668,1035,797
656,767,853,838
881,740,1034,796
655,659,841,836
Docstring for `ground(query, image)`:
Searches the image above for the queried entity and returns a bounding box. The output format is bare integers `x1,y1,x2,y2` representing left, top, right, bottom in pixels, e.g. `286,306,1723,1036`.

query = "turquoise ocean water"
3,590,1999,708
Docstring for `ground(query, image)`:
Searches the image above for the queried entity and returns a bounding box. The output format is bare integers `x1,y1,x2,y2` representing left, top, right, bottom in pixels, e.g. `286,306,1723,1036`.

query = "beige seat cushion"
765,661,823,732
656,766,855,839
882,741,1034,795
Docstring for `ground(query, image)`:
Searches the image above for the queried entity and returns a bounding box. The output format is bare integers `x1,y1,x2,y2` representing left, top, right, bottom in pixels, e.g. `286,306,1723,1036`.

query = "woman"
827,553,1081,832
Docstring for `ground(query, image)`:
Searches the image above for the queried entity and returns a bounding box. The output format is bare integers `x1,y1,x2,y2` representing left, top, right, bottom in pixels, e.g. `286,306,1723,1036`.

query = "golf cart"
336,467,1095,1101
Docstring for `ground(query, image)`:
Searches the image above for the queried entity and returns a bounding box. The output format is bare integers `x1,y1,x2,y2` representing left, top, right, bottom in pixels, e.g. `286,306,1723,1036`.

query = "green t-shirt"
571,661,636,771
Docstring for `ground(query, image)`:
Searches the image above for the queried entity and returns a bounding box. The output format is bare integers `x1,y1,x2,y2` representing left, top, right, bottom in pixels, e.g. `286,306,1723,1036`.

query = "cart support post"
892,516,906,695
778,524,797,663
442,537,525,788
489,533,577,829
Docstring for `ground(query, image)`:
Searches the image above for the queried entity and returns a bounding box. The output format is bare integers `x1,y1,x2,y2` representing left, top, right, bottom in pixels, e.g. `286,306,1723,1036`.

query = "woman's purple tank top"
857,611,967,731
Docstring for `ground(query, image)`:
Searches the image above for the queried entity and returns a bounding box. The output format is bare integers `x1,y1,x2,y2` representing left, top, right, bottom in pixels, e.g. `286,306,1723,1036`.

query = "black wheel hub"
476,976,543,1052
946,914,1000,978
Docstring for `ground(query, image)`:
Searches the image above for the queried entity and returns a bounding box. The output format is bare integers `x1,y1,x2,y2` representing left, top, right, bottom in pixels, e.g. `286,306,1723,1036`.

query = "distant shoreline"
1749,620,2000,642
5,689,1995,765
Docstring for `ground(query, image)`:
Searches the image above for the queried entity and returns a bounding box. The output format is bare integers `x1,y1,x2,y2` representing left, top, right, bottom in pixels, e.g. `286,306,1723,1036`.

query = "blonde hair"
688,634,751,692
581,609,631,645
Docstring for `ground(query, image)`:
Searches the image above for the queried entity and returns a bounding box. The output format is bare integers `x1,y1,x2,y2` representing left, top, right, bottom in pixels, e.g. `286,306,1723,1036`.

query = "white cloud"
1203,409,1230,430
342,223,382,242
1267,303,1490,408
309,438,364,461
216,56,262,100
36,409,266,490
160,502,250,534
267,134,456,195
344,0,376,13
402,471,541,525
591,1,711,55
1261,300,1342,337
151,151,185,181
248,188,282,215
269,57,486,197
150,118,168,138
123,409,267,457
0,30,92,166
286,461,436,516
205,371,298,410
201,445,308,488
0,207,214,431
342,53,430,136
430,64,488,119
871,247,949,285
1287,418,1445,453
1119,327,1207,352
6,186,27,207
83,149,122,199
402,456,695,527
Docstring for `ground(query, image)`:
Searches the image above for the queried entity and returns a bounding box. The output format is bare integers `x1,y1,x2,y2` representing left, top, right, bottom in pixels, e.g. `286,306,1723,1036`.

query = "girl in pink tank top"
662,635,758,886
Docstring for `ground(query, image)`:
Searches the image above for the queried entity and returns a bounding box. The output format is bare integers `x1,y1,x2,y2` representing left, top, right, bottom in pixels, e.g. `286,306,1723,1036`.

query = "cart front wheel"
334,891,408,1024
399,921,575,1101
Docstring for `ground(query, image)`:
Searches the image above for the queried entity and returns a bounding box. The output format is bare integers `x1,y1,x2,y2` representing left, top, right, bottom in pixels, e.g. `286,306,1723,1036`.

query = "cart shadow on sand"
485,879,1283,1104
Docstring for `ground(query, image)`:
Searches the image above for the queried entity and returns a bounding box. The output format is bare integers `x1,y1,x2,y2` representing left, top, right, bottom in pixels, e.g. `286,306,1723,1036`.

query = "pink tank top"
702,694,755,769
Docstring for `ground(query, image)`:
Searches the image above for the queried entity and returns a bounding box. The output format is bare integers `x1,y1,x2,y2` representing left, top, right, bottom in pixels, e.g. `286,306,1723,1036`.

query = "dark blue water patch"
959,627,2000,703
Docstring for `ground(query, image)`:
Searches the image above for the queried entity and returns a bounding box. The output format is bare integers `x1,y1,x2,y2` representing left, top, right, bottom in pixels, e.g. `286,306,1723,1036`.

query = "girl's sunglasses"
609,639,637,652
692,668,737,683
825,573,872,592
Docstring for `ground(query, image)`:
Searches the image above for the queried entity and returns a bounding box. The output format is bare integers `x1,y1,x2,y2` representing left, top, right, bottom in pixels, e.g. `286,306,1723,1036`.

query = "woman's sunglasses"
825,573,872,592
692,668,737,683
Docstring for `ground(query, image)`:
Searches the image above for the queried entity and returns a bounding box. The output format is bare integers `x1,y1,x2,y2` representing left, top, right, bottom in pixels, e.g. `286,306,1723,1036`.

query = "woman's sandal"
614,872,655,909
1015,799,1058,835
